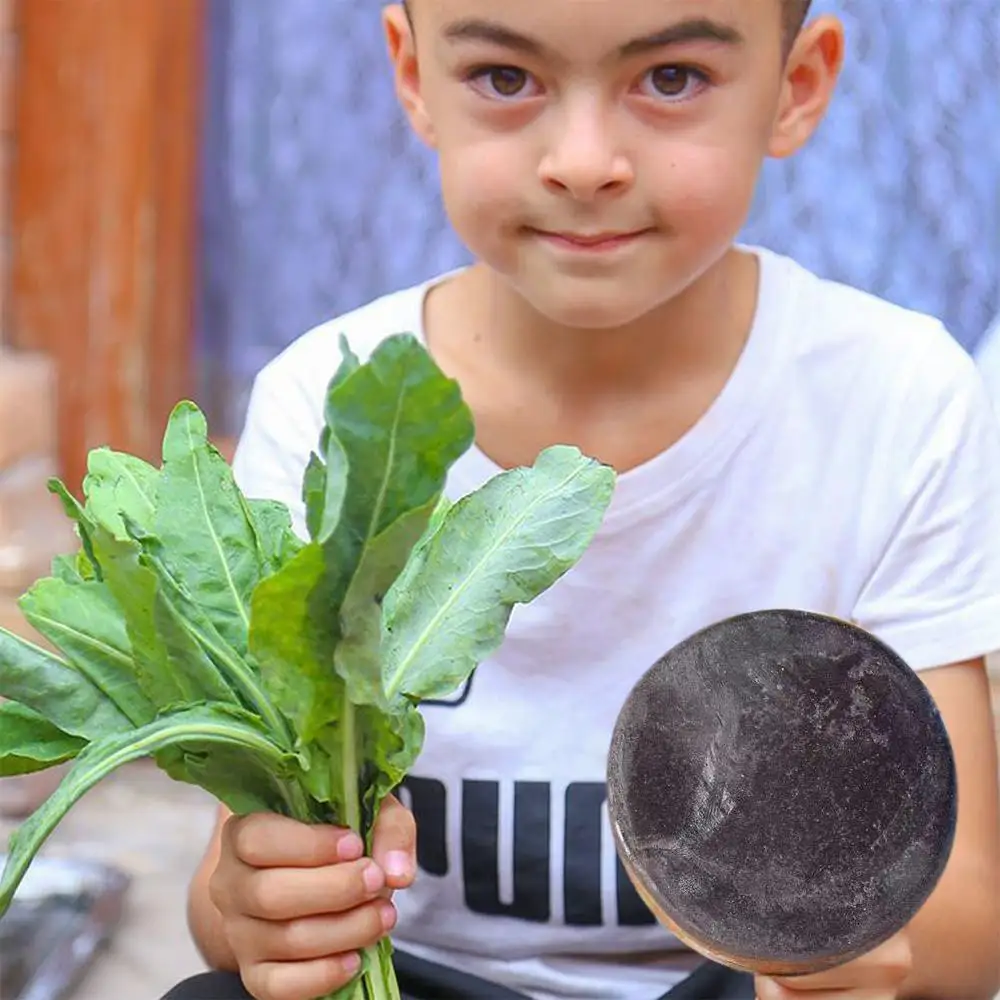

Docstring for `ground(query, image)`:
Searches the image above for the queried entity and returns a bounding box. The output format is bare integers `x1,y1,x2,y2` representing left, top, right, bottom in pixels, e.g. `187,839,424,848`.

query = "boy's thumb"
371,793,417,886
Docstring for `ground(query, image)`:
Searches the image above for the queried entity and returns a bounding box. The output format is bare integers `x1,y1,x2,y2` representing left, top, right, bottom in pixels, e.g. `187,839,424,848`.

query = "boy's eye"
465,63,708,104
639,65,708,102
467,66,537,101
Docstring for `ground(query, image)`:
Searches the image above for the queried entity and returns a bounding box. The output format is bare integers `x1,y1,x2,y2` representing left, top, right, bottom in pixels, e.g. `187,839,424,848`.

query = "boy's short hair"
403,1,814,46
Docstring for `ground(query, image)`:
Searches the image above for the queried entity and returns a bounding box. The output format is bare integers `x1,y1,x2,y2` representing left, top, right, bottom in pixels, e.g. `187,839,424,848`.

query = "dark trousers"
160,951,755,999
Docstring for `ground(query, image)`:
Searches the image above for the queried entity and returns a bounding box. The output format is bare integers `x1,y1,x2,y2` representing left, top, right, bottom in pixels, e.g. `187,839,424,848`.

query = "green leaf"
295,729,340,812
294,700,423,835
317,334,474,625
253,334,474,739
0,704,291,915
160,743,299,818
50,552,94,584
89,524,237,711
18,577,157,727
381,446,615,702
250,544,343,742
0,628,133,739
153,402,259,654
375,703,425,790
0,701,87,777
48,479,102,580
302,454,326,529
74,492,270,729
82,449,159,539
425,494,453,535
264,334,474,733
334,502,438,708
318,335,363,454
303,431,348,545
292,702,424,837
324,334,473,547
155,706,305,817
359,703,424,835
376,938,400,997
64,512,182,703
132,538,293,741
246,498,303,575
333,333,361,387
304,336,361,545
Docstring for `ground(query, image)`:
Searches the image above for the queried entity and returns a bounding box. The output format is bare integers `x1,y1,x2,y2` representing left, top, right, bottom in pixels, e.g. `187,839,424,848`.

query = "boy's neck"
434,247,758,403
423,246,760,472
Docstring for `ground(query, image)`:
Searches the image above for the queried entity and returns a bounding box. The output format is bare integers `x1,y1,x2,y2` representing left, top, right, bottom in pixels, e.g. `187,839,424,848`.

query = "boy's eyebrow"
440,16,745,58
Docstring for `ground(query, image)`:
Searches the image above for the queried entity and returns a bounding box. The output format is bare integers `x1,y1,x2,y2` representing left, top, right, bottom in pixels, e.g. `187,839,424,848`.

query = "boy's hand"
754,931,912,999
208,795,416,1000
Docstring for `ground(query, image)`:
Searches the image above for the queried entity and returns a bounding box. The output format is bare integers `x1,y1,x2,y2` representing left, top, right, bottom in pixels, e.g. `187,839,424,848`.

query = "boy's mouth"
530,228,651,252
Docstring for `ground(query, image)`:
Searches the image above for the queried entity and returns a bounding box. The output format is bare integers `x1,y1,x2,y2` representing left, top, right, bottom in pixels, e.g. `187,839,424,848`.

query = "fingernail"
341,952,362,976
362,861,385,894
384,850,412,880
379,902,398,931
337,833,364,861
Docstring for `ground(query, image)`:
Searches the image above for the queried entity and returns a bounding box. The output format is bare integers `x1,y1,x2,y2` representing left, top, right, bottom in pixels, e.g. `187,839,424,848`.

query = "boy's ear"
383,4,436,148
768,15,845,159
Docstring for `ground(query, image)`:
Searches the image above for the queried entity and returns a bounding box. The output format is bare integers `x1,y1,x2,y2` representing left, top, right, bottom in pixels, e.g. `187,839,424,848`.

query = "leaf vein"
184,414,250,630
383,464,589,698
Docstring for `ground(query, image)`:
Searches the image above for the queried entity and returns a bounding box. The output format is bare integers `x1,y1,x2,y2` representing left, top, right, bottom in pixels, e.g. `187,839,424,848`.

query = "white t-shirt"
976,310,1000,415
232,247,1000,1000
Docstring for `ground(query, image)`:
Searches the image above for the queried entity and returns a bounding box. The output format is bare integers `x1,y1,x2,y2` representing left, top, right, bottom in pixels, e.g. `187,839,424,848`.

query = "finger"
234,858,387,921
225,813,364,869
370,795,417,888
242,952,362,1000
765,934,912,992
756,976,892,999
231,899,397,963
759,990,888,1000
755,977,796,999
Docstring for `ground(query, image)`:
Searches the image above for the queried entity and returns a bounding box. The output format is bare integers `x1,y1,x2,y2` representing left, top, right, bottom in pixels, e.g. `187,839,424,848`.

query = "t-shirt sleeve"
852,335,1000,671
230,364,321,541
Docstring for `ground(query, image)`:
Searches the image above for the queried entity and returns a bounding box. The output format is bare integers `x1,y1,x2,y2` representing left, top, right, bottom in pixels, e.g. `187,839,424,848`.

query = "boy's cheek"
651,146,762,232
438,144,530,222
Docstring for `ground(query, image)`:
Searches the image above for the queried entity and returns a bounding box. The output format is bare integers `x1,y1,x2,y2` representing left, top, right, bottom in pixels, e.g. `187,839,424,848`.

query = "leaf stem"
282,777,314,824
365,940,401,1000
342,699,361,832
209,640,290,744
143,558,292,745
156,575,291,745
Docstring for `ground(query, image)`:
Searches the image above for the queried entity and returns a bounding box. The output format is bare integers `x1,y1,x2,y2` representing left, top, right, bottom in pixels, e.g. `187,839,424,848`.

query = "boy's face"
385,0,842,330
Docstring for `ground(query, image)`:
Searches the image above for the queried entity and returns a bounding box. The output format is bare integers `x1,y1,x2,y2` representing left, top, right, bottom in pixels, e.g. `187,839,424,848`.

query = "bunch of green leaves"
0,334,616,999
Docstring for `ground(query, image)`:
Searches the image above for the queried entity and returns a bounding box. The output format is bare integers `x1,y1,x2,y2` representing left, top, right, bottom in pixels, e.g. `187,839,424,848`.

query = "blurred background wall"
2,0,202,490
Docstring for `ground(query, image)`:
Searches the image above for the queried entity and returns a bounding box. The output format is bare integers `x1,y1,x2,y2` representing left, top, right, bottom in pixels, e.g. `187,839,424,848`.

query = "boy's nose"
537,109,634,201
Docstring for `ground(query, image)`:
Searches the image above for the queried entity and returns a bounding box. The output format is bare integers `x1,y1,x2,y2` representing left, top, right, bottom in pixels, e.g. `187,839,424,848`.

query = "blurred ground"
0,760,215,1000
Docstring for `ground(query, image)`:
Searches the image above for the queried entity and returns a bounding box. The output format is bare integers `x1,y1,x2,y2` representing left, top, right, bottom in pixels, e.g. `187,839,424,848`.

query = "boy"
165,0,1000,997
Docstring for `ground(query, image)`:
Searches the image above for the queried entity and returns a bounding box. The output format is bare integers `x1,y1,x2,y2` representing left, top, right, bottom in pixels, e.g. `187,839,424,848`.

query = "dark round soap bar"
607,609,956,976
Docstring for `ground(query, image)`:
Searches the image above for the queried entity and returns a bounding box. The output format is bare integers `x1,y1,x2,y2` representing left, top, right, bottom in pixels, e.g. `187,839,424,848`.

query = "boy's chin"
507,275,682,333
